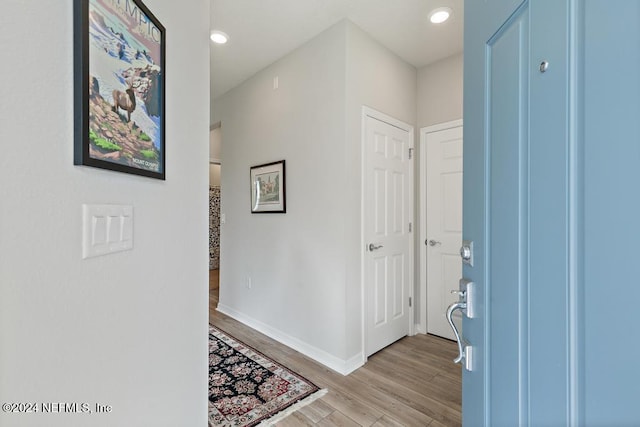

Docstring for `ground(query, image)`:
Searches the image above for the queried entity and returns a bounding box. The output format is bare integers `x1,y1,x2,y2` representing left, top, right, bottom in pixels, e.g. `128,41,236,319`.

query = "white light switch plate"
82,204,133,259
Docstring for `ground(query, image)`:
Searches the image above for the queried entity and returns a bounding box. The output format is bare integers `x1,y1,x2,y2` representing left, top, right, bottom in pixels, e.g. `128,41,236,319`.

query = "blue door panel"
466,0,640,425
583,1,640,425
528,1,572,424
487,7,529,425
465,0,574,425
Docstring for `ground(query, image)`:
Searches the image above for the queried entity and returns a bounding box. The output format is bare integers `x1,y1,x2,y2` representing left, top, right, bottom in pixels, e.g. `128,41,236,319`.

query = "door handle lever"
445,278,476,371
368,243,383,251
446,301,467,364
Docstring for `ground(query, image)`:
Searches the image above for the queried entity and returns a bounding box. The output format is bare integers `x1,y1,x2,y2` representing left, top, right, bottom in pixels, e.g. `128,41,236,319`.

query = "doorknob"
368,243,383,251
427,239,441,246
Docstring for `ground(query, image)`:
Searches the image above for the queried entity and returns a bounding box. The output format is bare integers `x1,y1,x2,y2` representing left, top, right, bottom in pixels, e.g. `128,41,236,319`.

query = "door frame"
360,106,415,360
418,119,463,335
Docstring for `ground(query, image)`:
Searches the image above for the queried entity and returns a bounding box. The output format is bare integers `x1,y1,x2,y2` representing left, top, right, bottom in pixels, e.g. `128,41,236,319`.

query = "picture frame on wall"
250,160,286,213
73,0,166,180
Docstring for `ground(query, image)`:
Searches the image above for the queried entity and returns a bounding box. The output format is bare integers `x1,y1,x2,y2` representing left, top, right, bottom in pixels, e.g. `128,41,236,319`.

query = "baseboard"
216,304,364,376
342,352,365,375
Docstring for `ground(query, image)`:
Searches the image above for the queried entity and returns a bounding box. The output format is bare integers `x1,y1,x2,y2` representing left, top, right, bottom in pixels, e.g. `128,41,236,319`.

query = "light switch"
107,216,120,243
92,216,107,245
122,215,133,241
83,204,133,259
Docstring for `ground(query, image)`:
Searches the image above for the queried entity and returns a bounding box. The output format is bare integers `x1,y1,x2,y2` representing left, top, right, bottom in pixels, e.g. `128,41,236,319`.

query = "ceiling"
209,0,463,100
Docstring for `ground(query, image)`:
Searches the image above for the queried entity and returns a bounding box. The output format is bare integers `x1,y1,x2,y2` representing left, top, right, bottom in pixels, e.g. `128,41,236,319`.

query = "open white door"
420,122,463,340
363,108,413,357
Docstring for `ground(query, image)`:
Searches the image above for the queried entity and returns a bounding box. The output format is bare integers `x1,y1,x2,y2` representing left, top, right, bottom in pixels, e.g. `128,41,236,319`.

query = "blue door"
581,1,640,425
463,1,640,425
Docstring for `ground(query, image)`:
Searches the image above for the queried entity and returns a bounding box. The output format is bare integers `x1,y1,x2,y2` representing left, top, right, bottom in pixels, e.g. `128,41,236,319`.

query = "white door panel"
364,111,413,357
423,124,463,340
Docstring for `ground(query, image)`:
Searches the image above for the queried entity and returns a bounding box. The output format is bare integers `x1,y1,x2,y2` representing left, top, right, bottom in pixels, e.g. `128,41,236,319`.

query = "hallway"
209,273,462,426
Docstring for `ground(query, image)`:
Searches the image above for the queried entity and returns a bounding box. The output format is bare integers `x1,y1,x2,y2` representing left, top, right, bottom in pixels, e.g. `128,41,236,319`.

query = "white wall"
214,21,349,367
0,1,210,426
212,20,416,373
417,53,463,128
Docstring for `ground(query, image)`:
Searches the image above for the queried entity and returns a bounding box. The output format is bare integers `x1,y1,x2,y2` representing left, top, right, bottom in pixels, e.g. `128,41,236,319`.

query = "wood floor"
208,270,461,427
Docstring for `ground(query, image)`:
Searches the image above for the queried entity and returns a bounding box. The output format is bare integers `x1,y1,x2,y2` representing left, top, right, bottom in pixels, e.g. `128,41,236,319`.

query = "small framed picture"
74,0,166,179
250,160,286,213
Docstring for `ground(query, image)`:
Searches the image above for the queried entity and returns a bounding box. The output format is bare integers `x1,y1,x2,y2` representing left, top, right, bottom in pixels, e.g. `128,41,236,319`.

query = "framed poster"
74,0,166,179
250,161,286,213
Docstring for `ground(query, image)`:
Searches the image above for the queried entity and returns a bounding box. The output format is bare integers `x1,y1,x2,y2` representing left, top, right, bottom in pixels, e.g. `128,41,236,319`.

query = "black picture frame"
250,160,286,213
74,0,166,180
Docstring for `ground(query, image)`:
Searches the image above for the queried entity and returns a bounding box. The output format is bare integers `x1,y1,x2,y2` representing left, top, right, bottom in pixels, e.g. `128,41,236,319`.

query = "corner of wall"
217,304,364,375
343,21,418,358
215,19,351,364
417,52,464,128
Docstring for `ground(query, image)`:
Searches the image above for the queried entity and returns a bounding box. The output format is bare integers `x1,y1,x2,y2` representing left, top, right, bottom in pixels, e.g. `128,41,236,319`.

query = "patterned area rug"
209,325,326,426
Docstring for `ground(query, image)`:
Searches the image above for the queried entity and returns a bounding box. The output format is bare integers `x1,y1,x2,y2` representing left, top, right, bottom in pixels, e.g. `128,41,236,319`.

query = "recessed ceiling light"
429,7,452,24
210,30,229,44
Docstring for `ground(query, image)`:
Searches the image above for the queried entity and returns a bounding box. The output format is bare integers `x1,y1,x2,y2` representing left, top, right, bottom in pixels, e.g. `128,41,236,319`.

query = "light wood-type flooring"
209,269,462,426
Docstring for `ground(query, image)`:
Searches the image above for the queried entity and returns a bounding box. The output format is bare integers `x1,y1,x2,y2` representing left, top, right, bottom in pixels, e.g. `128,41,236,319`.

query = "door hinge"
408,148,414,159
409,297,412,307
409,222,412,232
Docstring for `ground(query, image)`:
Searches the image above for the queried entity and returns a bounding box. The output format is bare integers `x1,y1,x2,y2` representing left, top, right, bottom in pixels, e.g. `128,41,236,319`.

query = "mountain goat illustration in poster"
74,0,165,179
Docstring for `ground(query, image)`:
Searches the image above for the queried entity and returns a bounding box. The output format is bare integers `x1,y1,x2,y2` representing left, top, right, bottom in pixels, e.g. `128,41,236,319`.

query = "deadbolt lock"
460,240,474,266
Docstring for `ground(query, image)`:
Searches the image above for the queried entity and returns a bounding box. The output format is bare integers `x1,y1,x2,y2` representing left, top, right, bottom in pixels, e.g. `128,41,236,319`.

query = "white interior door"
422,123,463,340
363,109,413,357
